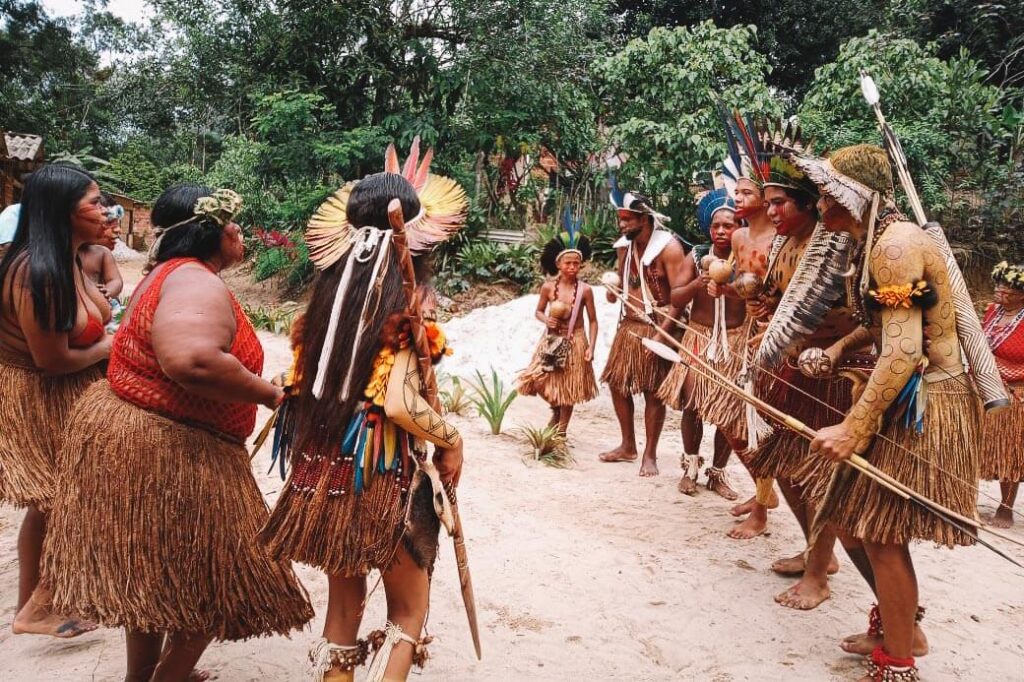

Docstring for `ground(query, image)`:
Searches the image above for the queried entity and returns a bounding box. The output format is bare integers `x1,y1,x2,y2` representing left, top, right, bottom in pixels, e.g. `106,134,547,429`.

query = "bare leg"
150,632,212,682
598,389,638,462
991,481,1018,529
638,391,665,477
770,492,839,576
706,431,740,501
864,542,917,659
677,407,702,494
838,532,928,657
546,404,559,430
125,629,164,682
378,546,431,680
556,405,575,435
776,522,835,610
17,506,44,611
324,574,367,644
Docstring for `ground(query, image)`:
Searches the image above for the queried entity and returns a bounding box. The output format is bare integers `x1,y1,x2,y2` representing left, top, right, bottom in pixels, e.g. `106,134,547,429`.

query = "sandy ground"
1,262,1023,681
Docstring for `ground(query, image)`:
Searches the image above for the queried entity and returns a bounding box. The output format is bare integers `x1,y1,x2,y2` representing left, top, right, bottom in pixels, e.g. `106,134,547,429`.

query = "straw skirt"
43,381,313,640
601,317,671,396
517,328,598,406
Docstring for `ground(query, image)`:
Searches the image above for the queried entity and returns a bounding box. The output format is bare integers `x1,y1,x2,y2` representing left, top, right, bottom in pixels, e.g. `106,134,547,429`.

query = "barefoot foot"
840,625,929,657
989,505,1015,529
730,496,755,517
775,578,831,610
639,453,659,477
678,474,698,495
771,552,840,576
13,599,97,639
598,446,637,463
727,512,768,539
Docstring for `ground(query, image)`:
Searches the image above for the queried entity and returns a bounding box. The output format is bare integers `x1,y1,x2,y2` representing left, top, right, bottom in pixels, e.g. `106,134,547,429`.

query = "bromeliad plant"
438,372,474,416
514,423,574,468
466,367,517,434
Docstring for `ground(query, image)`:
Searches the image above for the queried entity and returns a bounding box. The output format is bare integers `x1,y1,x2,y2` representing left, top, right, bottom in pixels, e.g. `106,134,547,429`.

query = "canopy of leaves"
597,21,781,235
799,30,1004,212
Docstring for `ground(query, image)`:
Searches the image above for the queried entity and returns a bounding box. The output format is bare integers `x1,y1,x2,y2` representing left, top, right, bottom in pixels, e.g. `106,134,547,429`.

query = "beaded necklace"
984,305,1024,351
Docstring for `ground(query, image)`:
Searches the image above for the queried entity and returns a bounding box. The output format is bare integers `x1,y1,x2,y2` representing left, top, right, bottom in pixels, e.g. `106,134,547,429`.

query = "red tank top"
984,303,1024,385
108,258,263,441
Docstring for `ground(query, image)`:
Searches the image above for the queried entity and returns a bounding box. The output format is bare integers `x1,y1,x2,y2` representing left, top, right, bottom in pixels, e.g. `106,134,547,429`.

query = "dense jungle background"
3,0,1022,297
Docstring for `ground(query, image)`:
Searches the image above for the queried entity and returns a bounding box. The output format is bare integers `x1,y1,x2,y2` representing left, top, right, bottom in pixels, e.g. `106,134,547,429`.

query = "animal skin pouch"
383,347,462,449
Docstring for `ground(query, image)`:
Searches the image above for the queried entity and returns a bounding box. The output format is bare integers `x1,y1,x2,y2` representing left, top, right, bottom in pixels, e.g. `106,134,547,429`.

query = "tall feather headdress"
305,136,468,269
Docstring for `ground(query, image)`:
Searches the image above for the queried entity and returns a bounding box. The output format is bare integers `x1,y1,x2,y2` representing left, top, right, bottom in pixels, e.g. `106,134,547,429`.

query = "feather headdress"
608,172,671,231
696,188,735,236
755,225,857,368
541,206,591,275
726,112,770,187
305,136,468,269
756,119,818,198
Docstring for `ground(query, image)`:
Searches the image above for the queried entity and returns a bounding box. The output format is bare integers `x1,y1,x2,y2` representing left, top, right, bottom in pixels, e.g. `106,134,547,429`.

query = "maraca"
732,272,763,300
708,258,734,285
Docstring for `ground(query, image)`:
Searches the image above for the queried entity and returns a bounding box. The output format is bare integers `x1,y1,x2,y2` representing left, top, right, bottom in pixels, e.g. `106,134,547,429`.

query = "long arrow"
607,281,1024,562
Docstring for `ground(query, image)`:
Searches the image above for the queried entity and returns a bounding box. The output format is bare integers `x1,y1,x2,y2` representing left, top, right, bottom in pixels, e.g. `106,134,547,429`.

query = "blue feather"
608,172,625,209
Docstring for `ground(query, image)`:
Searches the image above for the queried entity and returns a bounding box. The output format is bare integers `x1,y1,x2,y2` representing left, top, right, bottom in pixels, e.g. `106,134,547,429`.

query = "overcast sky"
42,0,152,23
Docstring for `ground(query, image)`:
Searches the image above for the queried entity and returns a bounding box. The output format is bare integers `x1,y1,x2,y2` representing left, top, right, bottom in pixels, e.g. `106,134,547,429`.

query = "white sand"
1,284,1023,681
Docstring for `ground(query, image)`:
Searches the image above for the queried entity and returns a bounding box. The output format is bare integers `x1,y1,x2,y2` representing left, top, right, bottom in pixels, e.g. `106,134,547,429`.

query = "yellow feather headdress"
305,136,468,269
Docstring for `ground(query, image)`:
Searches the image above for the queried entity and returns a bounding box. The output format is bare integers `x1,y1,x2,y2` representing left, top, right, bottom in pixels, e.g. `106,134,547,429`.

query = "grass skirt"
816,376,980,547
657,322,749,440
600,317,671,396
980,396,1024,481
0,352,103,509
517,328,598,406
42,381,313,640
260,450,440,579
747,366,852,498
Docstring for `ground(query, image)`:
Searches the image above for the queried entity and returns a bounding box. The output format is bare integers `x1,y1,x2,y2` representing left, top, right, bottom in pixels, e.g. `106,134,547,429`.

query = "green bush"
799,30,1005,214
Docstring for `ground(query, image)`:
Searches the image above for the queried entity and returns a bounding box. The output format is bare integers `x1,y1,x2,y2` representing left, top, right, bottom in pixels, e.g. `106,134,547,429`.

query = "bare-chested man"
708,172,780,538
600,189,687,477
658,189,744,498
747,169,862,610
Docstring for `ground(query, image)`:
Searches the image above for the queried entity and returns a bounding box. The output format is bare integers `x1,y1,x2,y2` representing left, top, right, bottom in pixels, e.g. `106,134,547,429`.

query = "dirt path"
0,270,1021,680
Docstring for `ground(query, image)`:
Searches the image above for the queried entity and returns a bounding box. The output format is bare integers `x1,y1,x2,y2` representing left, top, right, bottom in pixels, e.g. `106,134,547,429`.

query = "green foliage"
799,30,1005,213
612,1,886,98
438,373,474,416
253,248,292,282
448,241,539,292
514,424,573,468
466,368,517,435
242,303,301,335
597,22,782,235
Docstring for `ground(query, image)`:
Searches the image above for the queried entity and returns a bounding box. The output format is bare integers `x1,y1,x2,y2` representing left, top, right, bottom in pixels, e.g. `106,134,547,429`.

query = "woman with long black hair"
0,163,111,638
42,184,312,681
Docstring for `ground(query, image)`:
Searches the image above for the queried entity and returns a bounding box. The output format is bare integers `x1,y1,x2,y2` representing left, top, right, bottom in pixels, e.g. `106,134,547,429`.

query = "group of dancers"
517,116,1024,681
0,118,1020,682
0,143,467,681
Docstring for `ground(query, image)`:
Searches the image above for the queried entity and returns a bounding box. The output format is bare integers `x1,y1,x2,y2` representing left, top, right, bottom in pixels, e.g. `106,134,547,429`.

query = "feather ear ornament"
305,136,468,270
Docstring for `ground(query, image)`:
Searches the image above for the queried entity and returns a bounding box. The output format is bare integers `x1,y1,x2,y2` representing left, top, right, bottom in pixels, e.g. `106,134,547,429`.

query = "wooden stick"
610,282,1024,551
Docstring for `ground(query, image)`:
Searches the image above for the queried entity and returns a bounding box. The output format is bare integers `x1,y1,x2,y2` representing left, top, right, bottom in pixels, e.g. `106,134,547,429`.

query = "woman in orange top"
0,164,111,639
981,261,1024,528
42,184,312,681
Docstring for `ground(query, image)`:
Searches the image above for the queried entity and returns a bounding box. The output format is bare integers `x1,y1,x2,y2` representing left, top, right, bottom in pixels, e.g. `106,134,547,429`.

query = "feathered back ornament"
755,225,857,368
306,136,468,269
696,188,736,236
993,261,1024,291
541,206,591,275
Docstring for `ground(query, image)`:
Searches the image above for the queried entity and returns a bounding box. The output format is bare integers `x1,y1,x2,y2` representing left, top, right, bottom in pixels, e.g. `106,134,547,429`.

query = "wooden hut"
0,132,45,207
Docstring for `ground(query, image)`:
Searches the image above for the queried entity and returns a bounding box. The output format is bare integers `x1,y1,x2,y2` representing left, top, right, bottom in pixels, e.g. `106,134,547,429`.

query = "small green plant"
514,423,574,468
243,303,301,335
465,367,517,434
438,373,474,416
